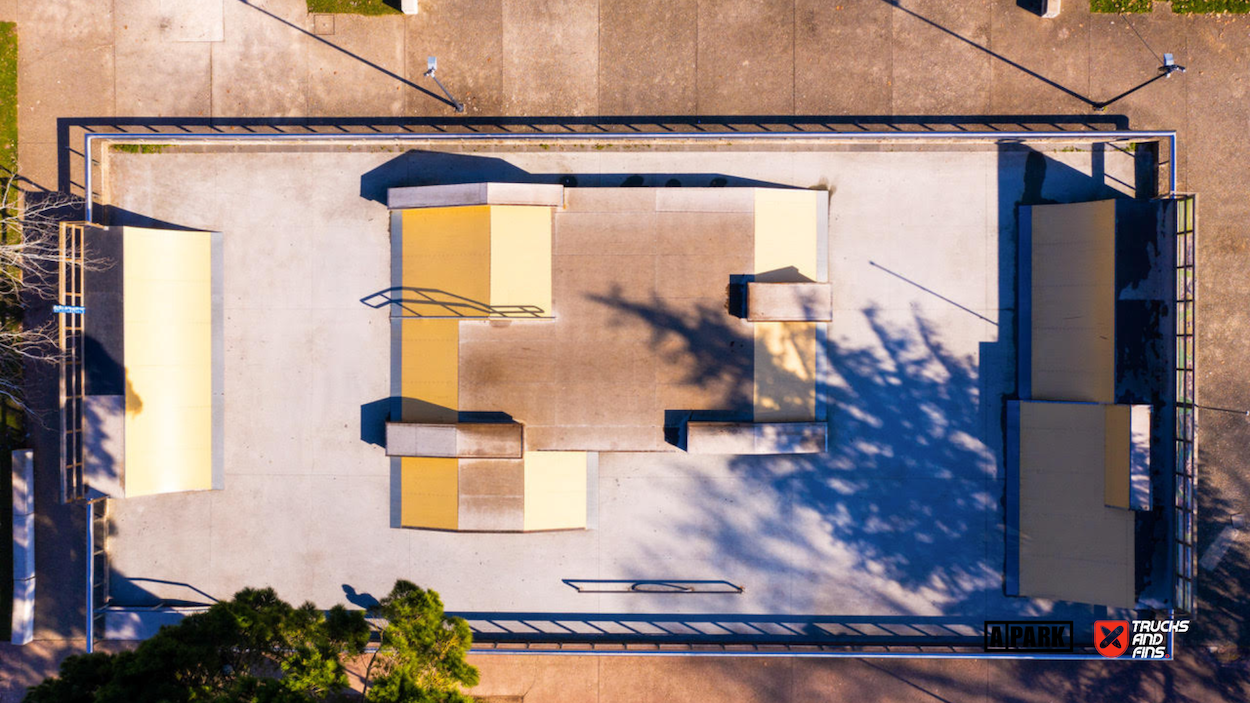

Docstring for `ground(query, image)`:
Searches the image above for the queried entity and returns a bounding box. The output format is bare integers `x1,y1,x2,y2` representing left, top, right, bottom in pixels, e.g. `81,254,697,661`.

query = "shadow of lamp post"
425,56,465,113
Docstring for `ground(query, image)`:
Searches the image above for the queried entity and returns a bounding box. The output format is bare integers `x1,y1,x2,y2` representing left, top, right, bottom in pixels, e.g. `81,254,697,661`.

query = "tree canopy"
24,581,478,703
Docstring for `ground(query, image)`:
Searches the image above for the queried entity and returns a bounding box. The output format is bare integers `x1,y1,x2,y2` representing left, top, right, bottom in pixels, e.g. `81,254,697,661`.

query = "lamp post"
424,56,465,113
1161,53,1186,77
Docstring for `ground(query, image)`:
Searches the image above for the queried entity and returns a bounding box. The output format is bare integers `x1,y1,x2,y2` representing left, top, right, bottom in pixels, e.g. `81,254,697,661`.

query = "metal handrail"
58,222,86,503
84,129,1182,222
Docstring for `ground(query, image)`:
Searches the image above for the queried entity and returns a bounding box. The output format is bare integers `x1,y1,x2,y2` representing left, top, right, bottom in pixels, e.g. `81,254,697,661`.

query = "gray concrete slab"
98,142,1146,638
404,0,503,115
115,0,213,118
889,0,992,114
211,0,309,117
696,0,794,114
307,14,405,117
598,0,696,115
794,0,892,114
160,0,223,42
986,1,1092,114
16,0,115,146
501,0,598,115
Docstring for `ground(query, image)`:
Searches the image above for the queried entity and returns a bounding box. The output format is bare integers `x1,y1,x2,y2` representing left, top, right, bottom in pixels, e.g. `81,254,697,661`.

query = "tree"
0,168,84,301
361,581,478,703
0,167,92,416
24,586,371,703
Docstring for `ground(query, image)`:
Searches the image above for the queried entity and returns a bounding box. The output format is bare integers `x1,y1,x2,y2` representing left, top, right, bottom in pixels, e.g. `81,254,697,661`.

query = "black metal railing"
1172,194,1197,615
59,221,86,503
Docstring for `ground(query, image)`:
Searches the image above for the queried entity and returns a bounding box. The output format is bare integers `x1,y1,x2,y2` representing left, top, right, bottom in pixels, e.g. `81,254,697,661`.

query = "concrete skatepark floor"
96,138,1150,641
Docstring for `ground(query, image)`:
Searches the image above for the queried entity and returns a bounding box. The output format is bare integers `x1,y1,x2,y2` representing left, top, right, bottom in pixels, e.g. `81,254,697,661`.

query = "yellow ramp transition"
399,205,553,317
400,458,459,530
400,452,588,531
753,322,817,422
489,205,553,316
401,207,491,316
397,319,460,529
1016,401,1135,608
523,452,589,531
398,319,458,423
122,227,214,497
752,189,823,422
1029,200,1117,403
754,189,821,282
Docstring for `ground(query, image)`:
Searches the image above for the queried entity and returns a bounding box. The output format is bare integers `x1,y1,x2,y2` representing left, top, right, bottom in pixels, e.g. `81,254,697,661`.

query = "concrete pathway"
463,648,1250,703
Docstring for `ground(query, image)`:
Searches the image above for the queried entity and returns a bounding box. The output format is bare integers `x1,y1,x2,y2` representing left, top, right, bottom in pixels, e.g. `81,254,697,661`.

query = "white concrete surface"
101,142,1140,634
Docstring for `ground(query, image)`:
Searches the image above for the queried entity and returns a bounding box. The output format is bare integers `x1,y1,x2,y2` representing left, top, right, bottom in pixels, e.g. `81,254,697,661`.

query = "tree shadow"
570,142,1176,646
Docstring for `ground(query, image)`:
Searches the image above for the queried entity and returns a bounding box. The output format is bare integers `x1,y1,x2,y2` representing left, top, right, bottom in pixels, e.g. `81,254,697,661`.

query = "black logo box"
984,620,1075,652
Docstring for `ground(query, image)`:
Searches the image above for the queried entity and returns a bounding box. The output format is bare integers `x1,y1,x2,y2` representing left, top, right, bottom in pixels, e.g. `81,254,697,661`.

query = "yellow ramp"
399,319,458,423
752,189,821,422
400,457,459,530
753,189,820,282
401,206,491,316
122,227,213,497
522,452,588,531
753,322,817,422
489,205,553,316
1030,200,1116,403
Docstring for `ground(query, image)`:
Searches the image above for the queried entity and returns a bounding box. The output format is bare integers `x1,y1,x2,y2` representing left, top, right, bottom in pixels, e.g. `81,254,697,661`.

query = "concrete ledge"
11,578,34,645
686,422,827,455
387,183,564,210
11,449,34,645
747,282,833,321
12,449,32,516
386,422,524,458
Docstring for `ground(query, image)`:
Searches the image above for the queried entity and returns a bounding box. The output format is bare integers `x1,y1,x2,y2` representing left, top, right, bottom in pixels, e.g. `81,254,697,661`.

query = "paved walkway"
4,0,1250,697
463,649,1250,703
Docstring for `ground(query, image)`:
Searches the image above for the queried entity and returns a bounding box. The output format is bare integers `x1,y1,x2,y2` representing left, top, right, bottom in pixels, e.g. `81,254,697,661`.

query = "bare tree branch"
0,167,101,416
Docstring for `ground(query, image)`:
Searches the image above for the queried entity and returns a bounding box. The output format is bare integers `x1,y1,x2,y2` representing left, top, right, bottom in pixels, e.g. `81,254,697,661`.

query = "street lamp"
424,56,465,113
1161,53,1186,77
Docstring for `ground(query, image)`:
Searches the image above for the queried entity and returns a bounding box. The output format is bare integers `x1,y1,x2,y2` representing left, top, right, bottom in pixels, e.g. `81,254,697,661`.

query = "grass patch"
306,0,403,15
1171,0,1250,12
0,21,14,643
110,143,168,154
0,23,17,175
1090,0,1153,11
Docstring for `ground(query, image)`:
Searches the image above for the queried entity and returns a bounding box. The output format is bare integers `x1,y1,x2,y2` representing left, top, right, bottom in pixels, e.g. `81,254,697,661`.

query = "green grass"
306,0,402,15
110,143,167,154
0,23,17,175
1090,0,1153,11
1171,0,1250,12
1091,0,1250,11
0,21,15,642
